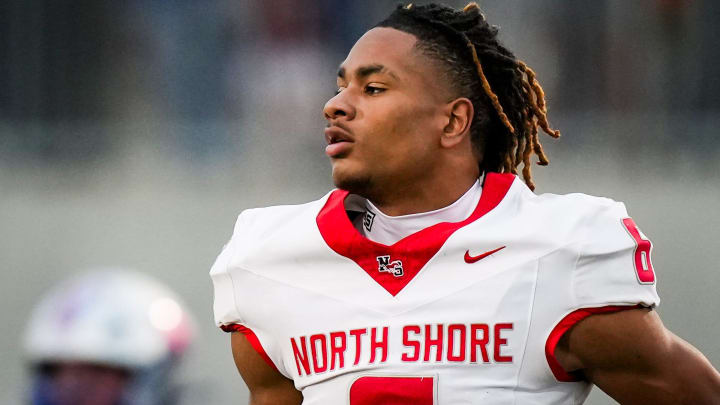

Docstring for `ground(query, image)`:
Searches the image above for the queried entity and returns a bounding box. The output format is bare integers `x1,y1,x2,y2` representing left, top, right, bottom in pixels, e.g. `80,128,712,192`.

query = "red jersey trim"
545,305,641,382
316,172,515,296
220,324,278,371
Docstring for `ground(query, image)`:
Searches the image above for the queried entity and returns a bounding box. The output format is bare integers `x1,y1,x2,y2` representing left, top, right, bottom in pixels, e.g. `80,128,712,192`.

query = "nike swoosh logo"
464,246,506,263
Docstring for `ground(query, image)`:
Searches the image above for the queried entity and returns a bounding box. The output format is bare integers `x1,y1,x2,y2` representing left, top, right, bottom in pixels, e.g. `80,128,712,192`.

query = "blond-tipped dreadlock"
377,2,560,190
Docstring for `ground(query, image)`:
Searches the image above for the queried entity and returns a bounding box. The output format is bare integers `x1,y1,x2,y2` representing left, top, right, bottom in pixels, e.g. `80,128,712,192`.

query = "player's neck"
368,173,480,217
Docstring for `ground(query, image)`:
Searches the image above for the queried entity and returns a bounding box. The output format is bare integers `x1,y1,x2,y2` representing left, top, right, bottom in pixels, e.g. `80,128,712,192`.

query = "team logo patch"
363,210,376,232
376,255,404,277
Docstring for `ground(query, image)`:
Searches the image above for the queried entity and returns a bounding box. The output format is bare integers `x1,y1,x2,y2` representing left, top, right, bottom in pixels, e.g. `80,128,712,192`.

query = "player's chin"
331,163,371,194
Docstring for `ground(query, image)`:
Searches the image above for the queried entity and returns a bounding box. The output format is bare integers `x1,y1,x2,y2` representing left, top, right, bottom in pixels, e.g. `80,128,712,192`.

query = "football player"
211,3,720,404
24,269,194,405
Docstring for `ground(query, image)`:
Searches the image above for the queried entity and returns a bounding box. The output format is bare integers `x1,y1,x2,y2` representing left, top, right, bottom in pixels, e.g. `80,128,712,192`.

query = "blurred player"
211,3,720,404
24,269,194,405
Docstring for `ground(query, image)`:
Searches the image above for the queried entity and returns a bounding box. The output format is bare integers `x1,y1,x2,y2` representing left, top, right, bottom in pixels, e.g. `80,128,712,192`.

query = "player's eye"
364,85,386,95
334,87,345,96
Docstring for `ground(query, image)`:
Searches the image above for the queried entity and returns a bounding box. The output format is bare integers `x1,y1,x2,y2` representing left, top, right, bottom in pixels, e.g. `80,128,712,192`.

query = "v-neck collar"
316,172,516,297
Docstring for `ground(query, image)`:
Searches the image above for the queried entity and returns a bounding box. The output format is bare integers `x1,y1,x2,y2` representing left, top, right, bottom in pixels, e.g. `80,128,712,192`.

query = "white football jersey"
211,173,659,404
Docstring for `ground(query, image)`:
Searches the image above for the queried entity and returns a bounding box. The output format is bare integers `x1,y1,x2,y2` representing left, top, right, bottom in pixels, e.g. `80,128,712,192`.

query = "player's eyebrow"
337,64,398,81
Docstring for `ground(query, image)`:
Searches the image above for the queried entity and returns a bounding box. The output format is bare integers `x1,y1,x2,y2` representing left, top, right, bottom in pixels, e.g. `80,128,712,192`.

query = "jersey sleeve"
210,213,246,328
211,209,263,328
572,201,659,309
545,200,661,382
209,211,291,377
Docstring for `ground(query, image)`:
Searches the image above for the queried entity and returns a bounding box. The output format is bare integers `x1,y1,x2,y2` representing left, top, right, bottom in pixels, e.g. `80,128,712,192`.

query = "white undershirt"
347,180,483,245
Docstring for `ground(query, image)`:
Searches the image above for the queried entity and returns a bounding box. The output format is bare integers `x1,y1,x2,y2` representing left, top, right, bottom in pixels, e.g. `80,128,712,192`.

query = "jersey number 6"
622,218,655,284
349,375,435,405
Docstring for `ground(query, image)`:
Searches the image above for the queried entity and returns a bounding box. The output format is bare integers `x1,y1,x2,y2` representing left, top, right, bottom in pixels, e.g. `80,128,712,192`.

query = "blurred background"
1,0,718,403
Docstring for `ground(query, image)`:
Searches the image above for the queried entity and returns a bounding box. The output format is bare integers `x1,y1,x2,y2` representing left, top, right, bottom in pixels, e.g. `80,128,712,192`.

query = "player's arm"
555,307,720,404
230,332,303,405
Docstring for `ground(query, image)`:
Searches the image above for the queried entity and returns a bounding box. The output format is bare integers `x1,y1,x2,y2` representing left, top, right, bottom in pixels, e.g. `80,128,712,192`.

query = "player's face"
45,362,129,405
323,27,452,197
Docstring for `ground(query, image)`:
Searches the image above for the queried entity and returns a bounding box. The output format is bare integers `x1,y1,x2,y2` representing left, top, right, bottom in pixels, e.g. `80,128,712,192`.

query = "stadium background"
1,0,718,403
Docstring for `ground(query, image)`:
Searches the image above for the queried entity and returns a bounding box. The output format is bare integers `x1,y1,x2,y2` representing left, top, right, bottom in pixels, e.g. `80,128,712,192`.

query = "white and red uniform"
211,172,659,404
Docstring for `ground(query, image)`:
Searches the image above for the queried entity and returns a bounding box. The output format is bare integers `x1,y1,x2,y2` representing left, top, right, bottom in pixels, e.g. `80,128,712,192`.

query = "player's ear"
440,97,473,149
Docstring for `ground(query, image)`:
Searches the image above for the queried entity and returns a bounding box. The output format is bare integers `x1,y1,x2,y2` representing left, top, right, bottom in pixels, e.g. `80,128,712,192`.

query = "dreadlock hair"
376,2,560,190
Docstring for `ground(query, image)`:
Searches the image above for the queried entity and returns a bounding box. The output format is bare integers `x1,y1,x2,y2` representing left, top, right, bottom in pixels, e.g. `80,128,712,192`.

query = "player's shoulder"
533,186,623,212
528,186,629,226
211,193,334,332
231,191,333,240
508,179,632,244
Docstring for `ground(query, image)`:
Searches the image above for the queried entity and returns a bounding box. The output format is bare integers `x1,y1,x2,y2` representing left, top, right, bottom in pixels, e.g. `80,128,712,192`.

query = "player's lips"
324,125,354,158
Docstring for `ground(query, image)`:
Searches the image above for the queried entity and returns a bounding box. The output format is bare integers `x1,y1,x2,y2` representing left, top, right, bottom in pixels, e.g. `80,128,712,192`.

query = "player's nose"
323,92,356,121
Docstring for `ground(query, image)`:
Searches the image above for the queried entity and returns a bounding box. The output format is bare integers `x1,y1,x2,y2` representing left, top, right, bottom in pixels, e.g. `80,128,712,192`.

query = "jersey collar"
316,172,516,296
